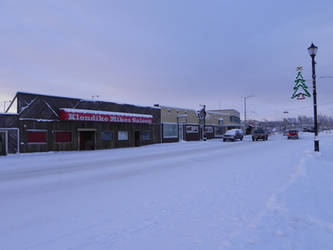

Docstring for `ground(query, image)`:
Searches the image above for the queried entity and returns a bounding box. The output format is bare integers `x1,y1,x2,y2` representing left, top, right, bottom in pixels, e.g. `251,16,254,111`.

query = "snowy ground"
1,132,333,250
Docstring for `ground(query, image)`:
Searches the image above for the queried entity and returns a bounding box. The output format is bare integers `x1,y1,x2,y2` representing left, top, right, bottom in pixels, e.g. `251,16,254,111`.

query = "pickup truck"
252,129,268,141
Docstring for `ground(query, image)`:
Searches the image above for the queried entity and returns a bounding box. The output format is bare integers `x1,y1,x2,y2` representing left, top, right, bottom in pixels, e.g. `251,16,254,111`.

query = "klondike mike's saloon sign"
59,108,153,124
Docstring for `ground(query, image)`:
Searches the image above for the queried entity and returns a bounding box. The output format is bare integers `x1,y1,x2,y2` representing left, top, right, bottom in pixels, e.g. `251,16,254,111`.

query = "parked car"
252,128,268,141
223,129,243,142
287,130,299,139
303,127,315,132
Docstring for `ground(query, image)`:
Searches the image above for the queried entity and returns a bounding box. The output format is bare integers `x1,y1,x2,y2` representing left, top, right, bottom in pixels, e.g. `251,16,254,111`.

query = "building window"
118,131,128,141
55,131,72,143
101,131,113,141
163,123,178,138
230,116,240,123
27,130,47,144
186,125,199,133
141,131,151,141
214,127,224,137
204,126,214,133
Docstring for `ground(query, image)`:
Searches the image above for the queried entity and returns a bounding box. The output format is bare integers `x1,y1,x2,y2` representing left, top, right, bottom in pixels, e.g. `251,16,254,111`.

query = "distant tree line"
297,115,333,129
250,115,333,132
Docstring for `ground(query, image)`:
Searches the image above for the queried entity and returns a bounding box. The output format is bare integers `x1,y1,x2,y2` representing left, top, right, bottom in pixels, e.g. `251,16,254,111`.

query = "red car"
287,130,299,139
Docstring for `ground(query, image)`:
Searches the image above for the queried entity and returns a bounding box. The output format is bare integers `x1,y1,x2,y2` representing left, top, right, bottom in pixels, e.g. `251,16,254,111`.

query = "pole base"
314,140,319,152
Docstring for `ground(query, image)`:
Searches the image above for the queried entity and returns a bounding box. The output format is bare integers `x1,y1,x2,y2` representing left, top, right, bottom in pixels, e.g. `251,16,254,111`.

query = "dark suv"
252,128,268,141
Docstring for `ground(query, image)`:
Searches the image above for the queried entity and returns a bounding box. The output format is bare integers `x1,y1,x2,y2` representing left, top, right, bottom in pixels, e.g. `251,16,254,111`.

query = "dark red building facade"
0,92,161,154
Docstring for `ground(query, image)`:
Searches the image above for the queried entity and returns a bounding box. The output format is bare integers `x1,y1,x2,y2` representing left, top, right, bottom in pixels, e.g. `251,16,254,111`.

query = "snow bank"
0,133,332,250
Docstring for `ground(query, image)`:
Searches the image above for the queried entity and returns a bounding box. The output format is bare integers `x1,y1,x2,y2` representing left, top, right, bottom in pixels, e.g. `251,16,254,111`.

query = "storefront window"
230,116,240,123
163,123,178,138
118,131,128,141
27,130,47,144
101,131,113,141
214,127,224,137
186,125,199,133
55,131,72,143
141,131,151,141
204,126,214,133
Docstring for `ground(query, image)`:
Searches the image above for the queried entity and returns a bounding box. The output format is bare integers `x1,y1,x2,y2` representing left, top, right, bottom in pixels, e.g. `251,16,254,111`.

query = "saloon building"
0,92,161,154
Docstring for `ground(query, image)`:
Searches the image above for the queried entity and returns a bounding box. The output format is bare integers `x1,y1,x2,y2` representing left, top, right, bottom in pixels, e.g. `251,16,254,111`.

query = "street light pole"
244,97,247,127
308,43,319,152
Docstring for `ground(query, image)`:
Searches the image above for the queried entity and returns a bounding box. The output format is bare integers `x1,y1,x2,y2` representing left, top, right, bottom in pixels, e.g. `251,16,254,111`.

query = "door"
179,124,184,141
134,131,140,147
79,131,96,150
0,132,7,156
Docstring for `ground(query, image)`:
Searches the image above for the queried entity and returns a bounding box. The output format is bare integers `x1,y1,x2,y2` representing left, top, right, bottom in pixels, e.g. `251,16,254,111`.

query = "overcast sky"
1,0,333,120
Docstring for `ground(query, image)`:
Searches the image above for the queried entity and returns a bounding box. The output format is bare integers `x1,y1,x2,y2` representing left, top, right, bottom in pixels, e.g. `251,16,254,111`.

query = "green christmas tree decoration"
291,70,311,100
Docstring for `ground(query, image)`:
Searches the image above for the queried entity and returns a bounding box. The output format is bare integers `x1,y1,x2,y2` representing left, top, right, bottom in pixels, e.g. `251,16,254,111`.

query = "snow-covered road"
1,133,333,250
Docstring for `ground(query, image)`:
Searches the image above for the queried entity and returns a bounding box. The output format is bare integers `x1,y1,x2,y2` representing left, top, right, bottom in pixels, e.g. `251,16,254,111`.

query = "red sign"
59,109,153,124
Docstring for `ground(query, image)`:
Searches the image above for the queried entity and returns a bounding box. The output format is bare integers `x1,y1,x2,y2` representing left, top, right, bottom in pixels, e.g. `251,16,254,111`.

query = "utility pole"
3,100,11,113
199,104,207,140
243,95,254,132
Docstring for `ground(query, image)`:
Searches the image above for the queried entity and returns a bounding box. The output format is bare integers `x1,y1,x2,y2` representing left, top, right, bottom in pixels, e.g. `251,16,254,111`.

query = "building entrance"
0,132,7,156
134,131,140,147
178,123,184,141
78,130,96,150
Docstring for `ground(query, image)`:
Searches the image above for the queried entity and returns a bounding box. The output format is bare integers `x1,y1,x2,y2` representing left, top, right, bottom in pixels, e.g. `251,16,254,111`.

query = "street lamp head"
308,43,318,57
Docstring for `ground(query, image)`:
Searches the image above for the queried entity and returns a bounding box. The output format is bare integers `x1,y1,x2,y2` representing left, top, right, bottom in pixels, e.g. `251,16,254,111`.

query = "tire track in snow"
0,140,262,182
224,148,314,249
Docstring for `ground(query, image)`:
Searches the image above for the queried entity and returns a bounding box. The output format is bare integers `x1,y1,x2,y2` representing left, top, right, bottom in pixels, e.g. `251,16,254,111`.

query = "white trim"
0,128,19,130
0,128,20,153
43,100,59,118
0,131,8,155
6,131,8,154
77,128,97,131
19,97,38,115
19,118,55,122
162,122,178,125
27,142,47,145
5,95,17,113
